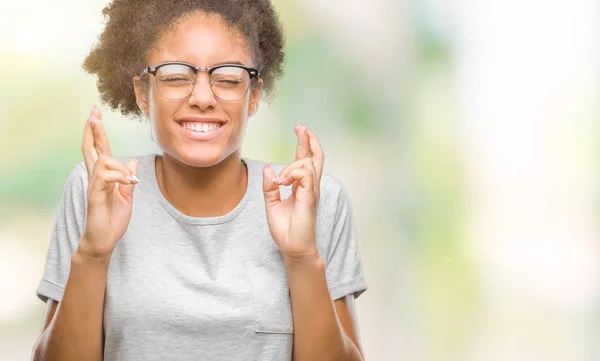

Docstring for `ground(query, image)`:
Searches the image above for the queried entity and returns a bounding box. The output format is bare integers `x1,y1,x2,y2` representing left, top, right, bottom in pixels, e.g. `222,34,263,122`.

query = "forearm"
285,253,363,361
35,245,110,361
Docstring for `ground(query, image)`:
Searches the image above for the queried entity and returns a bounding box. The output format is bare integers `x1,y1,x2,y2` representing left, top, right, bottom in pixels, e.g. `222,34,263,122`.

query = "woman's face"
134,12,262,167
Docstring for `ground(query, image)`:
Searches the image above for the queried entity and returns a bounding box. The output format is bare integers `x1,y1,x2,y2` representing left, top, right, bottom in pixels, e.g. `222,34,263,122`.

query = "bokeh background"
1,0,599,360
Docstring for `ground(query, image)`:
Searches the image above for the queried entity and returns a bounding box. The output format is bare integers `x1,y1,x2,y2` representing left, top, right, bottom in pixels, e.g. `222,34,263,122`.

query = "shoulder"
318,172,353,222
63,161,87,194
114,153,156,175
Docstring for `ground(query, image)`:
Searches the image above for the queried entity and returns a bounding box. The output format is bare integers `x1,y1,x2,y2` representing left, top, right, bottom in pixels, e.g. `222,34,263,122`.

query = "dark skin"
36,119,364,360
34,11,364,361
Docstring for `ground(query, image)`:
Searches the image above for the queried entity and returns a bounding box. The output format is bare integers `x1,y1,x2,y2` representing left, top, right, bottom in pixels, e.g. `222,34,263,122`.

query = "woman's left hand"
262,123,325,260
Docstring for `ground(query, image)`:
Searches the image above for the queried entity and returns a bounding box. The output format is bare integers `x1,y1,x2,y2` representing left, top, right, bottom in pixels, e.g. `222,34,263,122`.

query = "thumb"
118,159,139,199
262,164,281,212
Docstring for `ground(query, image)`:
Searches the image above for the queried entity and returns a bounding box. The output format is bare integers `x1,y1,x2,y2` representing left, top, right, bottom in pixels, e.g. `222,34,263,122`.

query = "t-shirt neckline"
147,153,255,225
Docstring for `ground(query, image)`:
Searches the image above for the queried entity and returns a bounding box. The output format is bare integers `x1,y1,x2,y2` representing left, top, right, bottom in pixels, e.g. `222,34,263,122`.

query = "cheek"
148,94,179,144
149,92,177,126
219,101,249,129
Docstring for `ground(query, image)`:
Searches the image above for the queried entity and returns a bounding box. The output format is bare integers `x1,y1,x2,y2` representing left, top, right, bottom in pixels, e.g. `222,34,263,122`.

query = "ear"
248,78,263,117
133,75,150,116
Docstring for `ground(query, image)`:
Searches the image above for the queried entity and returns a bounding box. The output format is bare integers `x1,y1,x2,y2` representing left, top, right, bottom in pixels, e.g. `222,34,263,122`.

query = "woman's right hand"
78,106,140,260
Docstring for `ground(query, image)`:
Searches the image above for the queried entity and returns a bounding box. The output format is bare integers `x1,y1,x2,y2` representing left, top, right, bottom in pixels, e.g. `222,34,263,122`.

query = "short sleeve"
318,175,368,301
36,162,88,303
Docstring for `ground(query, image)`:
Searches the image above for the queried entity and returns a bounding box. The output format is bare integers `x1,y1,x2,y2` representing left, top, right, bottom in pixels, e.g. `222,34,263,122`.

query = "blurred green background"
1,0,599,360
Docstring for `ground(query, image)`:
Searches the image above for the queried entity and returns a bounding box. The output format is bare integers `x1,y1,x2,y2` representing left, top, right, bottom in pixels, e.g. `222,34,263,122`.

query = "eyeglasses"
140,61,260,101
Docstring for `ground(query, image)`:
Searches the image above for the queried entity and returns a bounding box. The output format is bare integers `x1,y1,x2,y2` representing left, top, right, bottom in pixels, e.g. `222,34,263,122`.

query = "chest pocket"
244,254,294,334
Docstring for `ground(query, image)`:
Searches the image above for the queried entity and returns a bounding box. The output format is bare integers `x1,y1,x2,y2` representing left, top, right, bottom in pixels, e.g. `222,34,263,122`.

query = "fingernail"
304,126,309,135
126,175,141,183
270,176,279,184
295,122,302,128
277,177,285,185
88,115,95,128
90,105,95,117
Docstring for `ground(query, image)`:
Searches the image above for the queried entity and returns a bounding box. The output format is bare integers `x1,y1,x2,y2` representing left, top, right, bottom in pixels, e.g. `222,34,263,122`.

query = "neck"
155,151,248,218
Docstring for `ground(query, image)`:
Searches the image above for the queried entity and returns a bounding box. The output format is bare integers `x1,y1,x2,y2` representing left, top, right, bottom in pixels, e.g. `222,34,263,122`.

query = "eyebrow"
170,60,246,67
214,60,244,66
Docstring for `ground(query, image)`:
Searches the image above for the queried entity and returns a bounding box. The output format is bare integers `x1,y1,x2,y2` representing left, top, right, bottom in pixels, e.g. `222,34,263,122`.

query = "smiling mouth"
179,121,224,133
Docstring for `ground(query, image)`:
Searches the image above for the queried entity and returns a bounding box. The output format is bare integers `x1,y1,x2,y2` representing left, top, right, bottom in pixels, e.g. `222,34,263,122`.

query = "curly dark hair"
82,0,285,118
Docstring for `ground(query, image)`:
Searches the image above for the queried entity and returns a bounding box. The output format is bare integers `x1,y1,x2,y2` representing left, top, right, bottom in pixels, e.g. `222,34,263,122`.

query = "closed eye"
162,78,191,82
214,79,243,84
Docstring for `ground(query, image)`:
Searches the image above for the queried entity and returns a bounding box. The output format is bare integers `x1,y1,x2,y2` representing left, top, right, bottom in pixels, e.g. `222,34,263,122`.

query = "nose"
187,72,217,110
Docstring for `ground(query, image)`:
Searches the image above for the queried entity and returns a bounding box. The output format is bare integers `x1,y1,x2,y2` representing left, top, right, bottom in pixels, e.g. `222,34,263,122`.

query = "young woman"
33,1,367,360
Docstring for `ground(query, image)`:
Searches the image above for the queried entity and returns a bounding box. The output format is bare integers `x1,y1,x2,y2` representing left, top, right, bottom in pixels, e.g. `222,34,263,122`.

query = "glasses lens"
156,64,195,99
211,66,251,101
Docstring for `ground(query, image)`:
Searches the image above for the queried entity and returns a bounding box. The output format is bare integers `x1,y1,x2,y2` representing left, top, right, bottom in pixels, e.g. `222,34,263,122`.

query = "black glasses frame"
140,61,260,101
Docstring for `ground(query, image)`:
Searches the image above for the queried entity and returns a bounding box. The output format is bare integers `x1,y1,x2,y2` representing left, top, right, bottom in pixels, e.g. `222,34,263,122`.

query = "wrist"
74,240,113,266
283,250,324,272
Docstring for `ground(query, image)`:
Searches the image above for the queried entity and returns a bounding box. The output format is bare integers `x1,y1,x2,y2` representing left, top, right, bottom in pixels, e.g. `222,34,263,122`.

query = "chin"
170,145,232,168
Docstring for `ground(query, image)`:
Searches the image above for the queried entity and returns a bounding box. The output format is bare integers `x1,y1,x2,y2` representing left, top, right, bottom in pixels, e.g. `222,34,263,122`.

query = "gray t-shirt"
36,153,367,361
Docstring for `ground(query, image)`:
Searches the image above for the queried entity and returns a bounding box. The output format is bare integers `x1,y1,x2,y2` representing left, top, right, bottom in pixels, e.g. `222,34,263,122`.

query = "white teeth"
182,122,221,132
